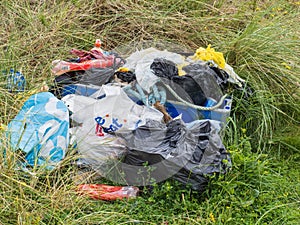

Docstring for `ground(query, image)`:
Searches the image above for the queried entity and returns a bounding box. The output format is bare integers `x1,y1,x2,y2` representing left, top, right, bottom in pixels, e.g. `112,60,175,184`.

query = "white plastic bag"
70,126,127,171
123,47,185,93
224,63,245,87
62,85,163,171
63,85,163,131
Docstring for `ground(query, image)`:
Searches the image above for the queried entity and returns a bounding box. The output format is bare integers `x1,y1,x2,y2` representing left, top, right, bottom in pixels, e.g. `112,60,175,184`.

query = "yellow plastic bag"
192,44,226,69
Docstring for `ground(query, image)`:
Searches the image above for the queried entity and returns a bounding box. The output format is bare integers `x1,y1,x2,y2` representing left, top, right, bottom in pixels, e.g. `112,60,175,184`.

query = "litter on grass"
3,40,248,199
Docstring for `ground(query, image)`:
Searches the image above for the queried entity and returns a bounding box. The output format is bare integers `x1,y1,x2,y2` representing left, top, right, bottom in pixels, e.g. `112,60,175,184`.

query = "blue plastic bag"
6,92,69,168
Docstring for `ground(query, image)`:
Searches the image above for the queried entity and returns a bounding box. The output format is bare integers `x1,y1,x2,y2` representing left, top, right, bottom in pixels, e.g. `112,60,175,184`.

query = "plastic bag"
71,127,127,172
122,47,185,92
50,67,116,99
51,54,123,76
64,85,163,130
6,92,69,168
181,62,224,102
63,85,164,172
192,44,226,69
108,118,231,191
150,58,208,106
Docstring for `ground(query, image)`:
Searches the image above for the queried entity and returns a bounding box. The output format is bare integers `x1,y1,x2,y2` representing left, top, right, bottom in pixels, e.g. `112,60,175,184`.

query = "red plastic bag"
70,49,107,62
51,57,120,76
77,184,139,201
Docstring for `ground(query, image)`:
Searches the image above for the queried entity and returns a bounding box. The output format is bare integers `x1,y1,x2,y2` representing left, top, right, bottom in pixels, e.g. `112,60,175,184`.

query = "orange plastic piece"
77,184,139,201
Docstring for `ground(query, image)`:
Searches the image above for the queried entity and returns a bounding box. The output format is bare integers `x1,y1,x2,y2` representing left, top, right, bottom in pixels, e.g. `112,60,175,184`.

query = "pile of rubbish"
3,39,246,201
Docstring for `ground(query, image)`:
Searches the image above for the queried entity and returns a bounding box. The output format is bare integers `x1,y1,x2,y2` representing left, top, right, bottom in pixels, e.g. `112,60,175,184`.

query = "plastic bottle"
223,97,232,111
91,39,103,53
15,71,26,92
7,68,14,92
14,71,20,90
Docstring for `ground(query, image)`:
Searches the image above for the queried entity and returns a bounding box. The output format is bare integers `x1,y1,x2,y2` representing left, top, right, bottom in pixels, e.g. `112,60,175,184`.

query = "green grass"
1,0,300,224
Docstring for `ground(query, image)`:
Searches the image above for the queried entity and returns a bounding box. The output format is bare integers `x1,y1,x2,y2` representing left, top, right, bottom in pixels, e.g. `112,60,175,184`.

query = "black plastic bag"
181,62,224,102
50,67,115,99
114,119,231,192
150,58,207,106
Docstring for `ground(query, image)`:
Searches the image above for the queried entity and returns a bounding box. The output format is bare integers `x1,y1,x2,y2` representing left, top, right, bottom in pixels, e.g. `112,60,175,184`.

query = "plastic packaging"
77,184,139,201
63,85,163,174
51,58,120,76
6,92,69,169
14,71,26,92
5,69,26,92
192,44,226,69
122,47,185,92
115,118,231,191
224,63,245,87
